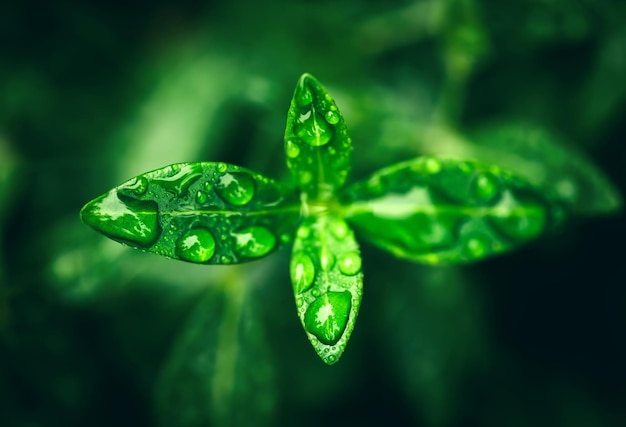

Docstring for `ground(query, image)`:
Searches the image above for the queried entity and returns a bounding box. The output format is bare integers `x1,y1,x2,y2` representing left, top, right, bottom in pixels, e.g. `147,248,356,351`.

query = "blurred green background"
1,0,625,426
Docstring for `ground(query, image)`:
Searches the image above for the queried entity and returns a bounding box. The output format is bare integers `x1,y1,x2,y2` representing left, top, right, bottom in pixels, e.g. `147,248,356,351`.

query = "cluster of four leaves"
81,74,561,364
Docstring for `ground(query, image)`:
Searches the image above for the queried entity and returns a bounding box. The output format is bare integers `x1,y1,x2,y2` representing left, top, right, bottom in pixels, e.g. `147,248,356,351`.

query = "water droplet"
234,226,276,258
319,247,335,271
125,176,148,195
80,191,160,247
195,191,207,204
152,163,202,195
464,235,490,259
296,297,304,307
332,221,349,240
296,85,313,106
220,255,232,264
297,225,311,239
217,163,228,173
327,354,337,364
291,252,316,294
286,140,300,158
175,228,215,263
295,109,334,147
215,172,255,206
338,252,361,276
424,158,442,174
471,172,500,202
325,110,339,124
311,288,321,297
304,292,352,345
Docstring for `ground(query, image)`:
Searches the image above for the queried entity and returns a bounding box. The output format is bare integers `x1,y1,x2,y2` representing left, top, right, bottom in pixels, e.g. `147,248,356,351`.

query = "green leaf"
290,214,363,364
284,73,352,201
470,121,623,215
155,271,277,427
80,162,300,264
340,157,564,264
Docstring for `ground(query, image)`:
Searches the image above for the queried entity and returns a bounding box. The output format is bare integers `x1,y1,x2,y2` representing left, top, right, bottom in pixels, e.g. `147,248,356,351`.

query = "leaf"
155,269,277,427
284,73,352,201
80,162,300,264
290,214,363,364
470,121,623,215
340,157,564,264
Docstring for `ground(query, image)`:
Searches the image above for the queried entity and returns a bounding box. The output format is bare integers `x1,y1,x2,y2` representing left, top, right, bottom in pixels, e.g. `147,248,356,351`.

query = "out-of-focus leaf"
80,162,300,264
155,268,276,427
470,121,622,214
284,74,352,201
341,157,564,264
410,123,622,215
380,265,488,427
290,214,363,365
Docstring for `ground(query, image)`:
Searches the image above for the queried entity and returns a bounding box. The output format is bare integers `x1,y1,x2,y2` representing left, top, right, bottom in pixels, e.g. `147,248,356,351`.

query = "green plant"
81,73,566,364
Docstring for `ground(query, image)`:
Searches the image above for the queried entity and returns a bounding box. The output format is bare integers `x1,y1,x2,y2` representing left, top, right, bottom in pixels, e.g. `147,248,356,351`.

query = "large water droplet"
176,228,216,263
291,252,315,294
304,291,352,345
285,140,300,158
234,226,276,258
338,252,361,276
152,163,203,195
80,191,160,247
215,172,255,206
295,109,334,147
295,80,313,106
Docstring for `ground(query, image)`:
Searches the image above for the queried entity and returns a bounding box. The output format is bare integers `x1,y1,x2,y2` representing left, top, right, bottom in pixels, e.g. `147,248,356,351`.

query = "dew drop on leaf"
233,226,276,258
325,110,339,124
80,192,160,248
175,228,216,263
291,252,316,294
304,291,352,346
470,172,500,202
338,252,362,276
319,247,335,271
195,190,207,205
125,176,148,195
295,110,334,147
215,172,256,206
285,140,300,158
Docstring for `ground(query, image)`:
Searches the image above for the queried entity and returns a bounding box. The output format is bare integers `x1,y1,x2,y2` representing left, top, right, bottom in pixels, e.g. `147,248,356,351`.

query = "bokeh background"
1,1,625,426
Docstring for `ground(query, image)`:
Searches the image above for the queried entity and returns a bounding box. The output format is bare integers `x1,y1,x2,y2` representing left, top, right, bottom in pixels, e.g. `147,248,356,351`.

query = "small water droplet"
338,252,361,276
471,172,500,202
126,176,148,195
295,109,334,147
195,191,207,204
217,163,227,173
286,140,300,158
465,235,490,259
234,226,276,258
325,110,339,124
220,255,232,264
327,354,337,364
332,221,349,240
176,228,216,263
296,297,304,307
297,225,311,239
291,252,316,294
311,288,321,297
296,85,313,106
215,172,256,206
424,158,442,174
319,247,335,271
